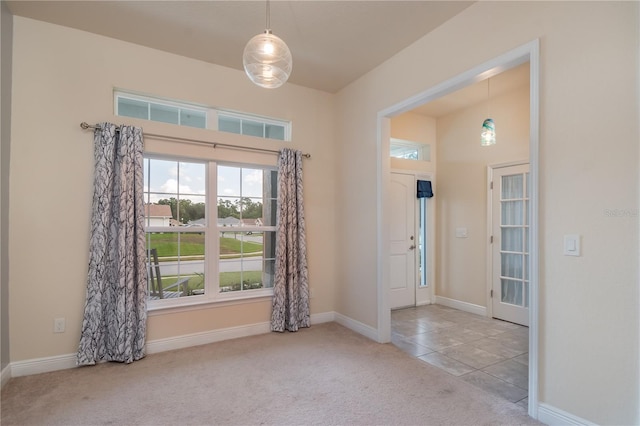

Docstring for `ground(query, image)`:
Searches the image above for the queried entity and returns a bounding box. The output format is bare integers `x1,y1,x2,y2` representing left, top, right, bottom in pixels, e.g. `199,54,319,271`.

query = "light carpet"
1,322,541,425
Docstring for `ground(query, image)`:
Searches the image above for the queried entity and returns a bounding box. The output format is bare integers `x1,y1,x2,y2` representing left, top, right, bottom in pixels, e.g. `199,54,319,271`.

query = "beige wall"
1,0,13,374
9,17,337,360
436,85,529,306
335,2,638,424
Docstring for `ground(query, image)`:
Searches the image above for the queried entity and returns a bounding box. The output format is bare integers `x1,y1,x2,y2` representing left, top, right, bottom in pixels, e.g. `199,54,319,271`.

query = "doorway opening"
378,40,539,417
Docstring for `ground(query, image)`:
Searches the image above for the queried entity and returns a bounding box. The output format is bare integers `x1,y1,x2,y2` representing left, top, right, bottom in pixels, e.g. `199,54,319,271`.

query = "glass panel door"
492,164,529,326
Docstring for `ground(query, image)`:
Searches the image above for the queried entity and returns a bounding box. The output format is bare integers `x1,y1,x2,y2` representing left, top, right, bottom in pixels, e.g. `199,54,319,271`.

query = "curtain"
271,149,310,332
77,123,147,365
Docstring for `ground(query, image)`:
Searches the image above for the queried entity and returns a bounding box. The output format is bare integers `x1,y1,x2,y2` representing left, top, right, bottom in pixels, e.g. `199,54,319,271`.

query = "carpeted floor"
1,322,541,425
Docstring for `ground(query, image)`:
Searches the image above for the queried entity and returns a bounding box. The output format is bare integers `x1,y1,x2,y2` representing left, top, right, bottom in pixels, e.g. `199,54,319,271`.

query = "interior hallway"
391,304,529,408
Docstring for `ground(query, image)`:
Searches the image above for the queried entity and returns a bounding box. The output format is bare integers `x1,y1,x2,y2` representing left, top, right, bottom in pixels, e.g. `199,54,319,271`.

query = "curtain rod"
79,122,311,159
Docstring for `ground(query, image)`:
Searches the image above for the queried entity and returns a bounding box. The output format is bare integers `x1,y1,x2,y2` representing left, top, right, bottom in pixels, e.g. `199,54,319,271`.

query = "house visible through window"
143,157,277,305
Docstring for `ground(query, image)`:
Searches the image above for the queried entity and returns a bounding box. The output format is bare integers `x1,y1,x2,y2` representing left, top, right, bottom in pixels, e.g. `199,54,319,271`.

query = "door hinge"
490,289,493,298
490,181,493,190
490,235,494,244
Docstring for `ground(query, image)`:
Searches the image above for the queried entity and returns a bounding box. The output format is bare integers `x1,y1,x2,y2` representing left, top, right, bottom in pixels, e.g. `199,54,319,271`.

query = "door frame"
376,39,540,418
486,161,530,322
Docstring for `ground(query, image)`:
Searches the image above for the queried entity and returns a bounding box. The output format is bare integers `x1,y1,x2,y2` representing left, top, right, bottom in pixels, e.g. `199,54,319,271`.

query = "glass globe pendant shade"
243,30,292,89
481,118,496,146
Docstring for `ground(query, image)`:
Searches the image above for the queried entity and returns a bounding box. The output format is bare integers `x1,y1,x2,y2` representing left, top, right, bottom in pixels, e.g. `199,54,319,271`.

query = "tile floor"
391,304,529,408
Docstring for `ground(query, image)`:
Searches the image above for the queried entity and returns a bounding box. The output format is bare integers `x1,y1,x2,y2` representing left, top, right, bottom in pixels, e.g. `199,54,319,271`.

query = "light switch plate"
455,227,468,238
563,234,581,256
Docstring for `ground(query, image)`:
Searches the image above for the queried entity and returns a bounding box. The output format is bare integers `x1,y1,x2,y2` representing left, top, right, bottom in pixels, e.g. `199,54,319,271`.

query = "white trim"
334,312,379,342
435,296,487,317
537,403,597,426
377,39,540,419
528,39,541,419
377,117,392,344
1,364,11,387
8,312,337,377
151,311,335,355
11,353,77,377
146,321,271,354
486,166,494,318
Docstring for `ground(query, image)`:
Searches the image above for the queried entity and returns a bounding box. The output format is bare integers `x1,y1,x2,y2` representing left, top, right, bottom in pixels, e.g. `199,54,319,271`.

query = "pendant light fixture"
243,0,292,89
481,78,496,146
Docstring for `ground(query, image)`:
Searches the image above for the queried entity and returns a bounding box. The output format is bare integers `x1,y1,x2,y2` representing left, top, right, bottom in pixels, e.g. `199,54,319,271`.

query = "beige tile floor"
391,304,529,408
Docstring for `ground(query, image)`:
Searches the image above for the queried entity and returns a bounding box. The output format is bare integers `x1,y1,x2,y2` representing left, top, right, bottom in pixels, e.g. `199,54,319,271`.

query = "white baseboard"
537,403,596,426
310,311,336,324
147,310,335,354
11,353,77,378
1,363,11,387
8,311,338,378
146,321,271,354
333,312,378,341
435,296,487,317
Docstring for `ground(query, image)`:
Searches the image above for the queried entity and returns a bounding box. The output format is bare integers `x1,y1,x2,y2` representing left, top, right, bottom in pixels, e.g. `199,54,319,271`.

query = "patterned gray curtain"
271,149,310,332
77,123,147,365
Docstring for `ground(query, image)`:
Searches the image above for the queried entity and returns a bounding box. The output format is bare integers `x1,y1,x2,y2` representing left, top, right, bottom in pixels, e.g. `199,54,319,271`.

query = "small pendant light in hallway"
481,78,496,146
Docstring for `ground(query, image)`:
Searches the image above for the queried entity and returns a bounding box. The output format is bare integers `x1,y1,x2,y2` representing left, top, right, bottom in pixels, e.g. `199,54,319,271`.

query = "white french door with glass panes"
491,164,530,326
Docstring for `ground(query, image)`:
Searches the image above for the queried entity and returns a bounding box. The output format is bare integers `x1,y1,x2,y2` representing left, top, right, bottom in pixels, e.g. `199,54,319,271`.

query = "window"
217,166,277,293
115,91,291,141
217,112,288,141
143,157,277,305
390,138,431,161
118,95,207,129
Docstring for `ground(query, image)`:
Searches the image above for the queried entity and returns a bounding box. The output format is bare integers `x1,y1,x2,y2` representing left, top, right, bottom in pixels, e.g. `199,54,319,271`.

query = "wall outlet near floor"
53,318,66,333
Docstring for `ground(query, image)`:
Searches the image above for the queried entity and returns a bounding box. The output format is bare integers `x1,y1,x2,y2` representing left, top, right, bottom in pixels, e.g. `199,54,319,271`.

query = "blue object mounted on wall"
417,180,433,198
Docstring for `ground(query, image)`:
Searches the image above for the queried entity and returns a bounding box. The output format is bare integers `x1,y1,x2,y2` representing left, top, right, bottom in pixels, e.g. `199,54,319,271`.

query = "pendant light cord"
266,0,271,31
487,78,491,116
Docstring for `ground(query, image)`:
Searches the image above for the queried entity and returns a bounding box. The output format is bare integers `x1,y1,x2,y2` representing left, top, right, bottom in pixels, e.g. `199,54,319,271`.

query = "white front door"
491,164,530,326
390,172,416,309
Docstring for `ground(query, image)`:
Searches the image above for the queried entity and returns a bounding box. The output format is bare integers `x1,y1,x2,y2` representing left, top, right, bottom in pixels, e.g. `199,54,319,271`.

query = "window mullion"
209,161,219,300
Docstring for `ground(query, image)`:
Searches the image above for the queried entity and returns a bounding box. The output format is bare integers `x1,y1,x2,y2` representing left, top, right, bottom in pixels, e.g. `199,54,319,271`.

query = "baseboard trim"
310,311,336,324
11,353,77,378
9,311,338,378
435,296,487,317
1,363,11,387
147,311,335,354
537,403,596,426
333,312,378,341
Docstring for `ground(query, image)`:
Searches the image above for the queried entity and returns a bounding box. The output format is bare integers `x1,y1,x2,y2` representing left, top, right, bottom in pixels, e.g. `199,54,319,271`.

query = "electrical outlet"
53,318,66,333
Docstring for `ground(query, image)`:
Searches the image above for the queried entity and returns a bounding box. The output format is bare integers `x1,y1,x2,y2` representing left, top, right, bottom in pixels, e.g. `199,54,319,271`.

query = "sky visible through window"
144,159,264,203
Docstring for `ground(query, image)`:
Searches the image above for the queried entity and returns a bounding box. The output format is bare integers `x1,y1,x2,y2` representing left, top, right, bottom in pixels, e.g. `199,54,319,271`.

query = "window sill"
147,289,274,317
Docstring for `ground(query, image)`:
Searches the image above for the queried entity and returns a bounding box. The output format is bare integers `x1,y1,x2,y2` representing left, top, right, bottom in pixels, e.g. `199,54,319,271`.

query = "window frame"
115,90,291,141
144,155,277,311
116,92,209,129
216,110,291,141
390,138,430,161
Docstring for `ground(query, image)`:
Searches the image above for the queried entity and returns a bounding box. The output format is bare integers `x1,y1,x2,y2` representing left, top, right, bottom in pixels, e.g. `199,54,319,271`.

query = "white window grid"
114,91,291,141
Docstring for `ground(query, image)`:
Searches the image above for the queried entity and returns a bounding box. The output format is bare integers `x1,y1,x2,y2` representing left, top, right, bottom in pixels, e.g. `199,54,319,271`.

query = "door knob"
409,245,416,250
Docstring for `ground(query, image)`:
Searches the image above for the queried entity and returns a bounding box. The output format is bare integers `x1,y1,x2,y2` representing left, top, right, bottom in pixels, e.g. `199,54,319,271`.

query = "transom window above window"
115,91,291,141
143,157,277,306
390,138,431,161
